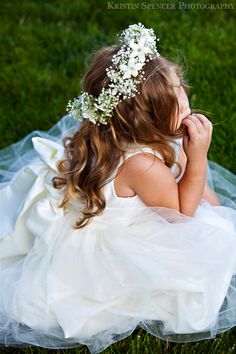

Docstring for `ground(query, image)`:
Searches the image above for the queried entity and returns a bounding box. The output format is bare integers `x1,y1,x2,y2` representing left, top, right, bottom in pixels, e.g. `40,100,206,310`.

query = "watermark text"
107,2,234,10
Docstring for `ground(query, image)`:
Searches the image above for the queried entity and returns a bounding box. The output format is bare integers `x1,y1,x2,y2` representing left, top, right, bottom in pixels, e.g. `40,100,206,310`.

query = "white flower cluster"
66,23,160,125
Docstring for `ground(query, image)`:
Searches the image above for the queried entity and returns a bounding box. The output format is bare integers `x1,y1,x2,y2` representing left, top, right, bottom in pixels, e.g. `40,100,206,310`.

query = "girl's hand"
181,114,213,163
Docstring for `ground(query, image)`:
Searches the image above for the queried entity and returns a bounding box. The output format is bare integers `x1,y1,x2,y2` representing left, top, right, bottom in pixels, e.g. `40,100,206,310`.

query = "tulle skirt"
0,115,236,354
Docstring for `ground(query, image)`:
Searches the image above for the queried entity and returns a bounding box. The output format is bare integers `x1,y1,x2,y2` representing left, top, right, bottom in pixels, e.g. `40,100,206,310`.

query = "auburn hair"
53,44,194,229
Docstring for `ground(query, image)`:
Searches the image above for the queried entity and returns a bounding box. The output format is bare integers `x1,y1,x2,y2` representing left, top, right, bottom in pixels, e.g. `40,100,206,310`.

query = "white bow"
32,137,65,171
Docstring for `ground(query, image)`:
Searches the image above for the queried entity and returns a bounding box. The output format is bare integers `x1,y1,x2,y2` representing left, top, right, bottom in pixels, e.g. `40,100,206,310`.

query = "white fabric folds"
0,115,236,354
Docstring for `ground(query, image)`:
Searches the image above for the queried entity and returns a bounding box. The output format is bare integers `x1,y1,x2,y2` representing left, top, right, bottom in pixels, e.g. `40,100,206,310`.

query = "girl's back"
104,139,183,207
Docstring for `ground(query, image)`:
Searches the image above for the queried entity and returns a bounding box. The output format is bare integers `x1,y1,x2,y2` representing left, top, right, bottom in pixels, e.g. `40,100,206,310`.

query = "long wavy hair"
53,45,195,229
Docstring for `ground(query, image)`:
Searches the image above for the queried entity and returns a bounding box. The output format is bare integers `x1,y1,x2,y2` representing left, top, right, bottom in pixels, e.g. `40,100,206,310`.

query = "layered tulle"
1,203,236,353
0,115,236,354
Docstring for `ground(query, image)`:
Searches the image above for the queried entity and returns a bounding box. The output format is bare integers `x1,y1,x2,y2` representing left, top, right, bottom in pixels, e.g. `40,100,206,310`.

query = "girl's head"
71,45,190,142
82,45,191,138
53,25,193,229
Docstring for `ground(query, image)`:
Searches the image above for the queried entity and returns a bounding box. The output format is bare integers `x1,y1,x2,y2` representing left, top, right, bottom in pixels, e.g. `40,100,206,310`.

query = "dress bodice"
103,138,183,207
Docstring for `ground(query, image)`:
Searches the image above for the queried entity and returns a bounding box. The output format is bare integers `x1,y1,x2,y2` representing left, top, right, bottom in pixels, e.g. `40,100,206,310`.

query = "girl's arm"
202,181,221,206
178,158,208,216
177,143,221,206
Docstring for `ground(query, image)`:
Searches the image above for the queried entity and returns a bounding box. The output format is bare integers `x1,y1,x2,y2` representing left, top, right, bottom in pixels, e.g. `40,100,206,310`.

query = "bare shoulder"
121,152,180,210
123,152,165,173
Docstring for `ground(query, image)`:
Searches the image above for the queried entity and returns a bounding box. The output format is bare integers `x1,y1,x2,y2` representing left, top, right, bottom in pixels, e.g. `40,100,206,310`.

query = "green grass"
0,327,236,354
0,0,235,174
0,0,236,353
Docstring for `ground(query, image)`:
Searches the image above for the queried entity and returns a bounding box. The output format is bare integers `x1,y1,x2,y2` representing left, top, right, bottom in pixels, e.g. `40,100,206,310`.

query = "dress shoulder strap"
112,145,164,178
124,146,164,162
111,139,183,179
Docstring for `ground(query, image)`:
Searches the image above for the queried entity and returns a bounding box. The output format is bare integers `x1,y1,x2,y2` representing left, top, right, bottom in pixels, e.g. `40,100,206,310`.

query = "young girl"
0,23,236,354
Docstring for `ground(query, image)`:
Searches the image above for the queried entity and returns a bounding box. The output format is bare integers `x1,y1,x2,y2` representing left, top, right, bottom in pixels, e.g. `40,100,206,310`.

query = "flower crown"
66,23,160,125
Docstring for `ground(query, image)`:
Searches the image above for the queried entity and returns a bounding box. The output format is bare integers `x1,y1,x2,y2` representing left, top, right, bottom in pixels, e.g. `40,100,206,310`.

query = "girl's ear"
31,137,65,171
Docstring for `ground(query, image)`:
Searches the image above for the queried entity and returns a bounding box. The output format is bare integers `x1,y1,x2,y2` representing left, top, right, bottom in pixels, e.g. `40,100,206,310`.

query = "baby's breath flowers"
66,23,160,125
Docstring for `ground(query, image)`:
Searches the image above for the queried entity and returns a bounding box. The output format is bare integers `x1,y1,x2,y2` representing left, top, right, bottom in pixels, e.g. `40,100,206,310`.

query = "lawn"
0,0,235,353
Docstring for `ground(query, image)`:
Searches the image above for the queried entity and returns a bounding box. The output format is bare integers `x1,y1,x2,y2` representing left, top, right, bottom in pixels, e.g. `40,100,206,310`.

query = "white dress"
0,115,236,354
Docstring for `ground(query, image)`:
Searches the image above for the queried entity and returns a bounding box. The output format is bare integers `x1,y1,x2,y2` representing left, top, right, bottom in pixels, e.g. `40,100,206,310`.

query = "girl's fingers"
182,115,202,133
182,114,212,135
191,114,213,129
187,115,204,133
181,117,199,136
